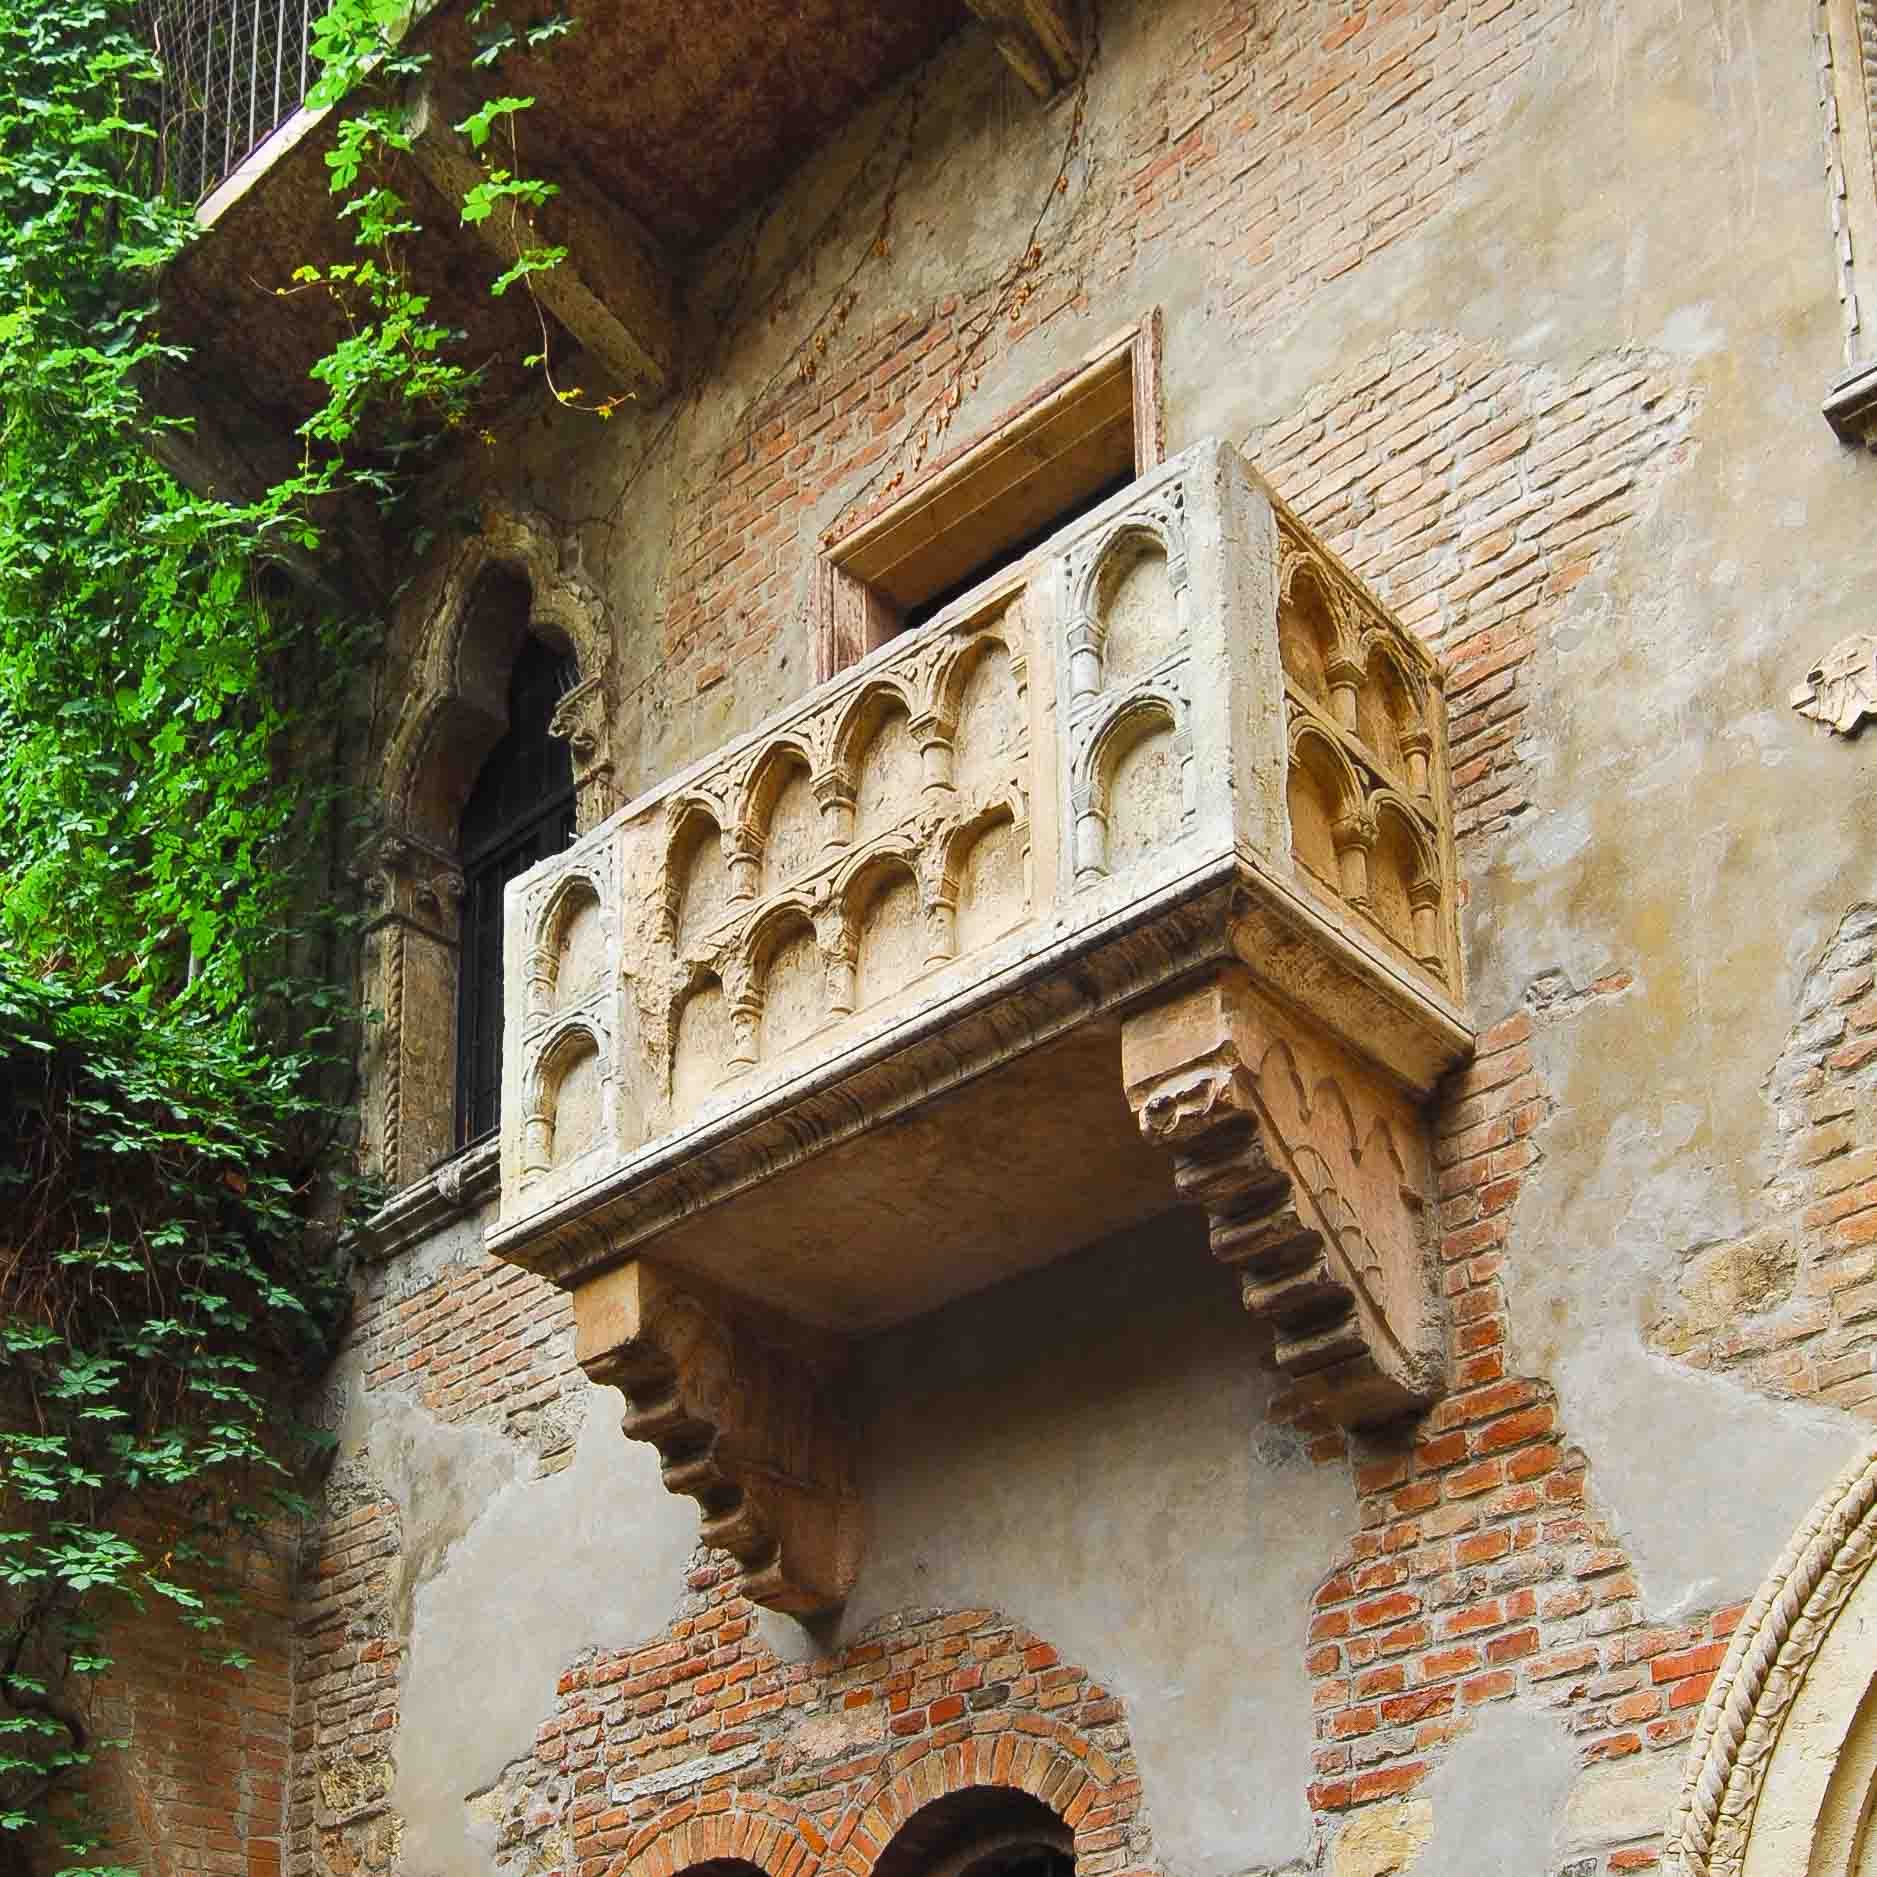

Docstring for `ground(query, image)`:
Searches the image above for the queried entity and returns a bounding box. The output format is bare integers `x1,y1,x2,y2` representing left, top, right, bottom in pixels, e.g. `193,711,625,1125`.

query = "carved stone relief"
484,441,1469,1611
1792,634,1877,735
1667,1436,1877,1876
366,505,625,1190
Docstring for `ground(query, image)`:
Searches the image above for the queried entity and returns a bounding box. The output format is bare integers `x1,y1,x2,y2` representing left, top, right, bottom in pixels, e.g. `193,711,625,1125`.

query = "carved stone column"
359,832,464,1190
1122,965,1445,1428
573,1261,861,1617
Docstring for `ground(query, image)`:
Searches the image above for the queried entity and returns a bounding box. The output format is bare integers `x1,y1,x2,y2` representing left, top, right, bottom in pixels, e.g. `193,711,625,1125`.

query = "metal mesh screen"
141,0,319,205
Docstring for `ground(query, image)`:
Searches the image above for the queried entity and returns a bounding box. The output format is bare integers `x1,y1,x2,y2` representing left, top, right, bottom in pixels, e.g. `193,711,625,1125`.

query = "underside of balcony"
146,0,1093,495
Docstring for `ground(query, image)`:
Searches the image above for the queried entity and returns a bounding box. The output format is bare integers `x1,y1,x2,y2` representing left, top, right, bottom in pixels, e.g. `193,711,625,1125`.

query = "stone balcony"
489,438,1473,1615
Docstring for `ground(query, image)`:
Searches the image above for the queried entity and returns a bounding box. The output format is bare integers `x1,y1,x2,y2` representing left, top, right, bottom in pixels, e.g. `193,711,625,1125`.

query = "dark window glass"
454,636,577,1149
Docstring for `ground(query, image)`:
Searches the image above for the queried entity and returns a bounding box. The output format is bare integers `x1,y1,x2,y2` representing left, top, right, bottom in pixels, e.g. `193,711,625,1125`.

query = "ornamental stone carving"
1792,634,1877,736
1121,965,1443,1428
573,1261,860,1618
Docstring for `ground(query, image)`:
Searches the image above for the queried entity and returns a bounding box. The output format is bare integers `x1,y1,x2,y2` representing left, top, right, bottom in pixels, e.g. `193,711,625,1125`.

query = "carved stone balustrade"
489,437,1474,1615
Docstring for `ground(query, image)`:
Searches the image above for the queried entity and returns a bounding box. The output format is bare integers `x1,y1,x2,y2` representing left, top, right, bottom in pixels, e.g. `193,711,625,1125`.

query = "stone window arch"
1670,1435,1877,1876
362,509,617,1193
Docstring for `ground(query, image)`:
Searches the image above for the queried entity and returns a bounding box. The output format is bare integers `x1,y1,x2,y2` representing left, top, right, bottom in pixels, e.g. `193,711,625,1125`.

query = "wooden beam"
965,0,1084,98
405,81,679,398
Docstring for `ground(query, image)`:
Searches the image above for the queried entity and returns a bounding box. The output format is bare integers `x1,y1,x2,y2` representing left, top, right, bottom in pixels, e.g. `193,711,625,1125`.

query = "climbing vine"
0,0,580,1864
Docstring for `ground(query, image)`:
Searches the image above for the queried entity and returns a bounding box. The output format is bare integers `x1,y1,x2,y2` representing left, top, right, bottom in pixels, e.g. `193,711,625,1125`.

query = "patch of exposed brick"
1285,972,1749,1874
480,1579,1154,1877
1651,902,1877,1413
648,0,1609,720
1248,335,1700,844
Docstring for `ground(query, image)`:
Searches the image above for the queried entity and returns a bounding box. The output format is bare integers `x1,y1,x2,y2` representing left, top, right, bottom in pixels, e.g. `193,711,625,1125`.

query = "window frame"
815,312,1164,679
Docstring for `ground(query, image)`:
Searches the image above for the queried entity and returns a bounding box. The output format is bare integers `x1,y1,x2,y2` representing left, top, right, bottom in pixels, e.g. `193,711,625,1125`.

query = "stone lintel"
572,1260,861,1617
1121,964,1446,1429
965,0,1085,97
406,82,680,398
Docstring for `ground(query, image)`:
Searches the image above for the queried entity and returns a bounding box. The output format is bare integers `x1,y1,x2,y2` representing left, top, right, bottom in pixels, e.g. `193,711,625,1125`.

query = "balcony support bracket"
1122,965,1446,1429
573,1260,861,1617
965,0,1085,98
406,82,680,398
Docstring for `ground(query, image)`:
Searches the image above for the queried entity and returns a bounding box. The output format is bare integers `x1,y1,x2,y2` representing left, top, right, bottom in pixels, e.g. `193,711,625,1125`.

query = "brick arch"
624,1794,828,1877
835,1723,1120,1877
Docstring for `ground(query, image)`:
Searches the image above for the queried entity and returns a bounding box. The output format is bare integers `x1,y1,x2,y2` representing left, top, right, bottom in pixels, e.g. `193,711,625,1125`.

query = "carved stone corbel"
573,1261,860,1617
1122,966,1444,1428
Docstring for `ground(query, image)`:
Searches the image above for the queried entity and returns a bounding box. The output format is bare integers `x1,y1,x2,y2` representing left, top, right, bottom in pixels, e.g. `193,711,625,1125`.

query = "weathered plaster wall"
840,1221,1355,1876
295,1,1877,1875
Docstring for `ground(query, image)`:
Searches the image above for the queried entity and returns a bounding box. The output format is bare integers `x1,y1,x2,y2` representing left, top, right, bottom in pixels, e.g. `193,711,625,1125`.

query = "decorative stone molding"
1819,0,1877,436
380,503,620,848
1667,1437,1877,1876
1122,966,1443,1428
572,1261,860,1617
1791,633,1877,735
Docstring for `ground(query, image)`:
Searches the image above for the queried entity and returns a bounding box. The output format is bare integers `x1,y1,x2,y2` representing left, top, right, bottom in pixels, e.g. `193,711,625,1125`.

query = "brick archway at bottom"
622,1724,1127,1877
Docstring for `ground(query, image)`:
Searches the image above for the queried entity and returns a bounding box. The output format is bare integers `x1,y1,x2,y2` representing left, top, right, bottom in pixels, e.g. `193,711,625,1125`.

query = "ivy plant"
0,0,575,1862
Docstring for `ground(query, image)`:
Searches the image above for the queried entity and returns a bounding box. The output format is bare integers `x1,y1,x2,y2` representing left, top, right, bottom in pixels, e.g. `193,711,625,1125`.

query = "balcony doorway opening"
817,313,1163,679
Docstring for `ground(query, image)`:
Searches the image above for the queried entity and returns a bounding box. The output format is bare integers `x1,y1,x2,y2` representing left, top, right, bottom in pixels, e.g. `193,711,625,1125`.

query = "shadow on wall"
816,1215,1360,1877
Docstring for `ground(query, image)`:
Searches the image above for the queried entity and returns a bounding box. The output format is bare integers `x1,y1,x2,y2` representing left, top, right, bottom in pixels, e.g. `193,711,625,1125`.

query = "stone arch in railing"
1355,630,1431,791
738,737,821,898
830,677,924,839
525,867,607,1023
1368,790,1442,966
1066,510,1191,700
661,793,731,949
1286,719,1364,900
520,1017,607,1177
669,965,732,1119
937,792,1031,959
934,628,1024,797
837,844,925,1011
742,897,825,1060
1276,547,1357,719
1072,688,1192,883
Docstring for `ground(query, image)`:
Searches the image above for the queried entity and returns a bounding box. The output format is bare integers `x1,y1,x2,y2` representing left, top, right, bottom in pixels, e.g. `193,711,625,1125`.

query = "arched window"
454,634,578,1146
872,1789,1073,1877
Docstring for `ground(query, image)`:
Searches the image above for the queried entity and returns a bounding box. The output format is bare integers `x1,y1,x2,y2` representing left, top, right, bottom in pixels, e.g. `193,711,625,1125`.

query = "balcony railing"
143,0,318,206
486,438,1475,1613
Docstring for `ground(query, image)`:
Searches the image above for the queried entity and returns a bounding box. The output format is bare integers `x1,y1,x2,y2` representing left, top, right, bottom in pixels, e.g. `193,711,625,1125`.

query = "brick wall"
1649,901,1877,1411
479,1569,1149,1877
87,1516,295,1877
287,1244,587,1877
648,0,1601,720
1285,989,1753,1875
